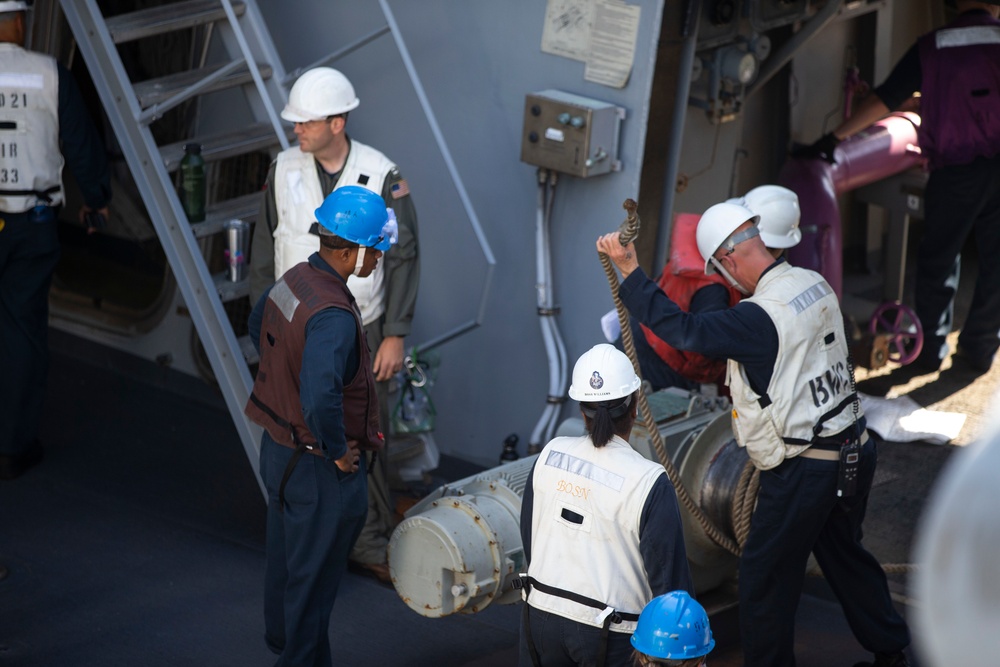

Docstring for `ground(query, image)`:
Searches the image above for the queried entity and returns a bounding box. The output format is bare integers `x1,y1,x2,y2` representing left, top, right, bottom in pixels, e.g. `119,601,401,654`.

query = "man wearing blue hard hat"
251,67,420,585
244,185,397,666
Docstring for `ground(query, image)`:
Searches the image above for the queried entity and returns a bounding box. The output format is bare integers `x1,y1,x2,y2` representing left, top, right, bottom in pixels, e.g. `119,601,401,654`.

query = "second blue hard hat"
630,591,715,660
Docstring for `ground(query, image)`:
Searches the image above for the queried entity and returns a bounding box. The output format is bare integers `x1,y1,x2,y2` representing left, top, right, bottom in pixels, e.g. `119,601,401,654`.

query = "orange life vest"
640,213,742,384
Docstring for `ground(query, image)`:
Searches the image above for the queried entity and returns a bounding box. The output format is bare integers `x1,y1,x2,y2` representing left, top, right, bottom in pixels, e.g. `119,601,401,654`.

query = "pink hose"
780,112,925,298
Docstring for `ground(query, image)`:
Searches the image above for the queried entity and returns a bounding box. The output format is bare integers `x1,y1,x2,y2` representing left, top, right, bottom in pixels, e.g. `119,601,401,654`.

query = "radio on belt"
520,90,625,178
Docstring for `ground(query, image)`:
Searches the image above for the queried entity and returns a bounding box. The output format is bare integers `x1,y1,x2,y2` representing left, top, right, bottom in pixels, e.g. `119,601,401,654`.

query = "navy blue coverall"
0,61,110,473
249,254,369,667
618,261,910,667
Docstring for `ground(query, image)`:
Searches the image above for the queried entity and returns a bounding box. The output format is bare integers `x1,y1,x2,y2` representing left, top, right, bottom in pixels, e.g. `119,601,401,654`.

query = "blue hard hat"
314,185,397,252
630,591,715,660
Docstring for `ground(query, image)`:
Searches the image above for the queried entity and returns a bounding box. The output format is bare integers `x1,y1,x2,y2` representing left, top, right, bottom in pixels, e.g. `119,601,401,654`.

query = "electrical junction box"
520,90,625,178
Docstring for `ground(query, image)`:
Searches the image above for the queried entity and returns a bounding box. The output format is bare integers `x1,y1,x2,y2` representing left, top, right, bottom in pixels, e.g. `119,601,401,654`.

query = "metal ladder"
59,0,293,493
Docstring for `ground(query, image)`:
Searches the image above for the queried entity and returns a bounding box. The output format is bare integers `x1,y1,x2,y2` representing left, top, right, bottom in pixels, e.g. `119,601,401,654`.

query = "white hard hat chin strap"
712,257,750,295
352,246,367,276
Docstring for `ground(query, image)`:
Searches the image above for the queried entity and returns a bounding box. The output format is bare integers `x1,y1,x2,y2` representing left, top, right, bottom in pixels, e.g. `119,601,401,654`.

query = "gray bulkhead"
48,0,936,469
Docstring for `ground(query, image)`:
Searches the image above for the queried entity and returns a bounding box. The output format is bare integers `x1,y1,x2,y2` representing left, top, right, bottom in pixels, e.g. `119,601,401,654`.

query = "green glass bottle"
179,142,206,223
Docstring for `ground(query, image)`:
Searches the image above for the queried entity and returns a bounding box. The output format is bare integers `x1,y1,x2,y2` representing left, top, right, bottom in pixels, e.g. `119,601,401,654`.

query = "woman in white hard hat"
518,344,694,667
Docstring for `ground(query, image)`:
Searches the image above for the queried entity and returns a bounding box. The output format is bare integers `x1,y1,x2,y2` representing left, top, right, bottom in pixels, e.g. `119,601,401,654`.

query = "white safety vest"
0,44,63,213
524,434,665,634
273,140,396,325
727,262,860,470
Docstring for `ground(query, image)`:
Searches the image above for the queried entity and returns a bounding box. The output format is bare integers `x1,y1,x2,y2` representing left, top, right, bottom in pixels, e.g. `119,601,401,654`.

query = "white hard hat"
744,185,801,249
281,67,360,123
696,202,760,274
0,1,31,11
568,344,641,403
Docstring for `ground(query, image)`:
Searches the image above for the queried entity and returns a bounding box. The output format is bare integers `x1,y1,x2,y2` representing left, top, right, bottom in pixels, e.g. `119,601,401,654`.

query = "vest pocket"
554,502,592,533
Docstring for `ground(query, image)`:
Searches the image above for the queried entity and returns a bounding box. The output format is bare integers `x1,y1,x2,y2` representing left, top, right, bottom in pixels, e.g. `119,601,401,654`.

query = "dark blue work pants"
260,433,368,667
738,437,909,667
917,155,1000,365
518,606,635,667
0,211,60,456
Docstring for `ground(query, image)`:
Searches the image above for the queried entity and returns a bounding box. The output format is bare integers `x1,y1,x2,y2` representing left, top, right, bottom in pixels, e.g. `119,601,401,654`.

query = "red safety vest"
640,213,742,384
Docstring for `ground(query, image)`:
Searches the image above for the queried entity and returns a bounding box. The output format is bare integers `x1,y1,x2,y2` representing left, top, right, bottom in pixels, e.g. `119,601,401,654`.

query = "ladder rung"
192,193,260,239
134,61,272,110
161,123,292,171
213,271,249,303
238,335,259,366
106,0,247,44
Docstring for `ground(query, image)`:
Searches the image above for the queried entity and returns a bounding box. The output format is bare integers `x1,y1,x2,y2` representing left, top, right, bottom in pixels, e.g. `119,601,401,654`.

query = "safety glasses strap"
720,224,759,254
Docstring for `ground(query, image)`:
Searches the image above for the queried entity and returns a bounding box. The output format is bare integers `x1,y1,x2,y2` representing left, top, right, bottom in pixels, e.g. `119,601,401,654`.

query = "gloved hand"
791,132,841,163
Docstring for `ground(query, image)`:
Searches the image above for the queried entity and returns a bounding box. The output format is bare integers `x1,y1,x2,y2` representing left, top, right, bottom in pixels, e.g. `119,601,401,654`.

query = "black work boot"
853,651,910,667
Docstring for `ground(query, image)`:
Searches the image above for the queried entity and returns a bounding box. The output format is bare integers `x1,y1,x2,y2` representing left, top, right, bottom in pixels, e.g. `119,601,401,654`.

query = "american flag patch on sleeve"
390,179,410,199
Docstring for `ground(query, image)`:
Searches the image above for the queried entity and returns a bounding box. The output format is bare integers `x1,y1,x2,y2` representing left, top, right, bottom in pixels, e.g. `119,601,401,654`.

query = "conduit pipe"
653,0,701,272
780,112,924,298
529,169,568,452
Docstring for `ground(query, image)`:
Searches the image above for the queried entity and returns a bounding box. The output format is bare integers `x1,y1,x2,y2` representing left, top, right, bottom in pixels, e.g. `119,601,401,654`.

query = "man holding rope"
615,184,801,394
597,201,910,667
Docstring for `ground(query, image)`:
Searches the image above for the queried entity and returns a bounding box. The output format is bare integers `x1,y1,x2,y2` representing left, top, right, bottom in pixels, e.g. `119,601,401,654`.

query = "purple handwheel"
868,301,924,365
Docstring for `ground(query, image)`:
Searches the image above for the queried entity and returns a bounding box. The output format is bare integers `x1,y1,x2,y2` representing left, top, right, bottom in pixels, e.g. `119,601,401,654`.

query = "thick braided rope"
599,199,741,557
732,455,760,549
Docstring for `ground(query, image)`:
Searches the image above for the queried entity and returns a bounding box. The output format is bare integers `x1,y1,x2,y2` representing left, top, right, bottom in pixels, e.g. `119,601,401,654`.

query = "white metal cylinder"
388,395,742,618
388,460,532,617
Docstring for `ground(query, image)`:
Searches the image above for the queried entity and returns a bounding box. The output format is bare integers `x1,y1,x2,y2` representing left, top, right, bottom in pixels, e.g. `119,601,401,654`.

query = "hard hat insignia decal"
590,371,604,390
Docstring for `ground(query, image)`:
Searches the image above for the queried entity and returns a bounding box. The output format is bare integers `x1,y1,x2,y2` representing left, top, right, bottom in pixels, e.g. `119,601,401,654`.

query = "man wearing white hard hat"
598,202,911,667
742,184,801,257
623,185,800,394
518,344,693,667
0,0,111,480
250,67,420,583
